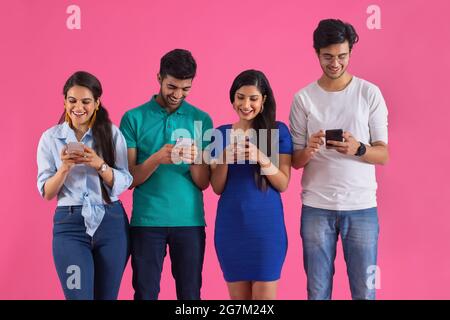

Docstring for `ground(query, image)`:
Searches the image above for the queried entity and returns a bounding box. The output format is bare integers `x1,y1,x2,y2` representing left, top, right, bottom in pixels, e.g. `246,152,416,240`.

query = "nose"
330,58,340,67
173,89,183,99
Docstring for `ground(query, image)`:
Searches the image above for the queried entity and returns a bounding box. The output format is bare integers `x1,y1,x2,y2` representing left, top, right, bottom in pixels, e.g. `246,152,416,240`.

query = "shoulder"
122,102,150,120
294,81,318,99
215,124,232,133
275,121,291,139
353,77,383,97
184,101,212,121
275,121,289,131
41,123,65,140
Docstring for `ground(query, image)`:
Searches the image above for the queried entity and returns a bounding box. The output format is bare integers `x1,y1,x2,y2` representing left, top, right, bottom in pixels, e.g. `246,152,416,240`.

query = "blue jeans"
300,205,379,300
52,201,130,300
130,226,205,300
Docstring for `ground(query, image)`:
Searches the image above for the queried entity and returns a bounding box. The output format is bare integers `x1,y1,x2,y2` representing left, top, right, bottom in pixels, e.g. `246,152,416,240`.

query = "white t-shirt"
289,76,388,210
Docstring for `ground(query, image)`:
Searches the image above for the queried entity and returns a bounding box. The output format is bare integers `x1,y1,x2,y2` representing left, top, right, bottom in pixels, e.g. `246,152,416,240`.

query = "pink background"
1,0,449,299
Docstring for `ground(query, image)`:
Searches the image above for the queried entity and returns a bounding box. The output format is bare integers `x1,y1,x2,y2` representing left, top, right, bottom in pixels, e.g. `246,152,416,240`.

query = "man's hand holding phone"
172,138,199,164
326,130,360,155
306,130,326,156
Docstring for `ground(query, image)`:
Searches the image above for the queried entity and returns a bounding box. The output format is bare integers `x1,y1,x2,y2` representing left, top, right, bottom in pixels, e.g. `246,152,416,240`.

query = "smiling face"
232,85,266,122
318,41,351,80
157,74,192,112
64,85,99,129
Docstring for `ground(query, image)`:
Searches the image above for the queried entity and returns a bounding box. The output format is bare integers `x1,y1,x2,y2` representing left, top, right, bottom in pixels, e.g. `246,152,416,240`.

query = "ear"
95,99,100,109
262,95,267,104
157,73,162,85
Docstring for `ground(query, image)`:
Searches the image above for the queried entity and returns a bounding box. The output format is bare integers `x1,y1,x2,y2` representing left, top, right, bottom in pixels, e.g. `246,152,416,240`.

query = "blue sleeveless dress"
214,122,293,281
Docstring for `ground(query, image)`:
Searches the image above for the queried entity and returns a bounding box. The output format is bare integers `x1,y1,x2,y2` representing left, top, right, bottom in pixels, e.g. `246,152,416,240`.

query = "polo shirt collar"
150,95,188,115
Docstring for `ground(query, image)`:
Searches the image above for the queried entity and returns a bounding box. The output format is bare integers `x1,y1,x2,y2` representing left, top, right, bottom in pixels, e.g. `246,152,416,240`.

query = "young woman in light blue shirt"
37,71,132,300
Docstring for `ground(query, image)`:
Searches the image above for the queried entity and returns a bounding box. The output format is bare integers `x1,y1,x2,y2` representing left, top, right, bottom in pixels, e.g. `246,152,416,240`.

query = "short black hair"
159,48,197,80
313,19,359,54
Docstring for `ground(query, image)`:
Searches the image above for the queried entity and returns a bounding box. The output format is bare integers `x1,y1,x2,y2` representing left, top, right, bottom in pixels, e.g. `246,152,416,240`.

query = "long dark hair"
229,69,277,191
59,71,115,204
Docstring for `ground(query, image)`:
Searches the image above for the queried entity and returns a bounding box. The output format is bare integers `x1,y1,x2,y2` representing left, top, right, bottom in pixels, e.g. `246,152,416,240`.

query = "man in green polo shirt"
119,49,213,300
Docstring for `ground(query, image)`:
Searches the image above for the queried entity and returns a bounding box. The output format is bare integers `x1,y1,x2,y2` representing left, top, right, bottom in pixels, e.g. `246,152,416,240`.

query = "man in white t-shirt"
289,19,389,300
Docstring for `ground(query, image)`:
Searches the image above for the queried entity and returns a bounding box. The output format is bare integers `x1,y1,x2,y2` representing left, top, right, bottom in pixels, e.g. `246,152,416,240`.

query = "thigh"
53,208,94,300
168,227,206,269
301,205,338,246
340,207,379,247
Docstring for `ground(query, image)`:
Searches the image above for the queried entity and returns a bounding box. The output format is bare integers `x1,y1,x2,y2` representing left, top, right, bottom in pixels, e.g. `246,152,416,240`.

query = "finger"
335,147,348,154
83,145,94,153
343,131,353,141
327,140,346,147
314,130,326,138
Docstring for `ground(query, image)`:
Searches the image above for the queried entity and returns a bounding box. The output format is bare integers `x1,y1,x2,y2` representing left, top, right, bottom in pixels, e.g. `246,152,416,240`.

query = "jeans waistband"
56,200,122,212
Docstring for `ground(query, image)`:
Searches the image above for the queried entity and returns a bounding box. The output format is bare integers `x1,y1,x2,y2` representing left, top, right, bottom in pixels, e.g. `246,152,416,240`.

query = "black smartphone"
325,129,343,148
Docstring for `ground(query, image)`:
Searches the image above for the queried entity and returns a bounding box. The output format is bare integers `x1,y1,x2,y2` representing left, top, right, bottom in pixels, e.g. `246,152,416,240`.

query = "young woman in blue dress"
210,69,293,300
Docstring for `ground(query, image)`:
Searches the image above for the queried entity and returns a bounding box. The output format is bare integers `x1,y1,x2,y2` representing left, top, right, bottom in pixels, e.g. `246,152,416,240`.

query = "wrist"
59,163,71,174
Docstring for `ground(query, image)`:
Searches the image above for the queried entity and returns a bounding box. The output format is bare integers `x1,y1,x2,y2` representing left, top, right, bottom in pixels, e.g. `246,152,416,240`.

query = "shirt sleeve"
289,95,308,150
104,126,133,197
368,86,389,144
36,131,57,198
119,111,137,149
277,122,293,155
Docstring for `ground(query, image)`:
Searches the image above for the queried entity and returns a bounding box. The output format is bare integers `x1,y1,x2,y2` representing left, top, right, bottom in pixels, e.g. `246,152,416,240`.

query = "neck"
233,119,253,132
71,123,89,140
155,94,178,114
318,72,353,92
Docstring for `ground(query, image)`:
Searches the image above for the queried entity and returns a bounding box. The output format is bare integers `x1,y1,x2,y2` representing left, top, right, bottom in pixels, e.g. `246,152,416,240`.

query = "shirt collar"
54,121,93,142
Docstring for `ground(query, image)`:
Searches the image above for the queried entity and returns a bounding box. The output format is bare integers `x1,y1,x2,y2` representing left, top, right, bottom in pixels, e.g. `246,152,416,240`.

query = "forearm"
43,167,70,200
98,167,114,188
190,164,210,190
292,148,312,169
263,167,290,192
361,144,389,165
210,163,228,195
129,153,161,188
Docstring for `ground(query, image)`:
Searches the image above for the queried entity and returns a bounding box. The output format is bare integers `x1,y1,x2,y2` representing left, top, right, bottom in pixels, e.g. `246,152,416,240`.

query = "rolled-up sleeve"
37,131,57,197
105,126,133,197
289,95,308,150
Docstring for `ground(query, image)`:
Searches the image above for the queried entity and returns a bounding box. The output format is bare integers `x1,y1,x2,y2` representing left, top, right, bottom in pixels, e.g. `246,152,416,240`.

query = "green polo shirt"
119,96,213,227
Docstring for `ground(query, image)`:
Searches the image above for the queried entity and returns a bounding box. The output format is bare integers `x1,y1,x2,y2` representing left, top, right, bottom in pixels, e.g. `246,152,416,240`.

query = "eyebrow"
67,96,93,100
236,92,261,98
167,84,192,89
322,53,349,56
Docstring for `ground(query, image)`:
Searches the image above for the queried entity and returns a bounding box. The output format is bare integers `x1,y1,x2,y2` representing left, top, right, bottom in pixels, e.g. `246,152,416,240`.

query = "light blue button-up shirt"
37,122,133,236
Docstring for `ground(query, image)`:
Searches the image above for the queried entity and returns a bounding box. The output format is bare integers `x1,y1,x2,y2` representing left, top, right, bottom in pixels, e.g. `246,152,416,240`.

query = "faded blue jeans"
300,205,379,300
52,200,130,300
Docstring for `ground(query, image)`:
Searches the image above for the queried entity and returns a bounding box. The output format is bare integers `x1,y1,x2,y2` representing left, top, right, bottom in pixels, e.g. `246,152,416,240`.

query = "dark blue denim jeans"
130,226,206,300
52,201,130,300
300,205,379,300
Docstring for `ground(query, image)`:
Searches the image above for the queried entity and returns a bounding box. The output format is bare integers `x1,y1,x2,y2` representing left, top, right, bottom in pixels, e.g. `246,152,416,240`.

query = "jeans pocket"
106,202,127,219
53,207,78,224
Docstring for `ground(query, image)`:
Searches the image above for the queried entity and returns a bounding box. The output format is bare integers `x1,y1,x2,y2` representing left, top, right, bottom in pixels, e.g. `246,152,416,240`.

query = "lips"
328,67,341,74
239,108,254,116
168,96,181,104
71,110,87,118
